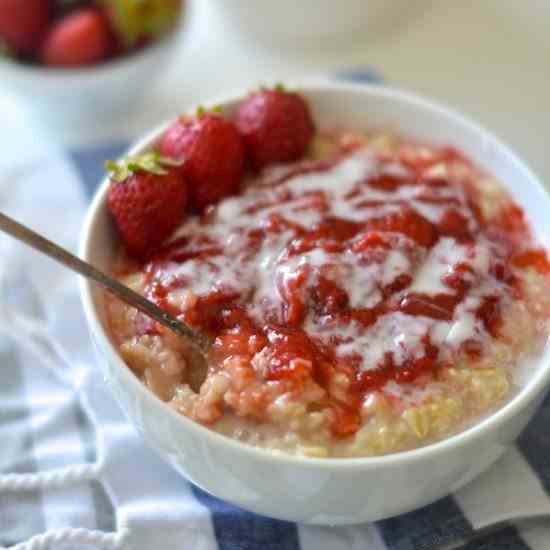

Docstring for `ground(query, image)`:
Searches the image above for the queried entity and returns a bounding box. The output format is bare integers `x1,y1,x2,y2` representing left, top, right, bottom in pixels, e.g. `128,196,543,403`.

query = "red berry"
476,295,501,337
351,231,392,253
512,249,550,275
106,153,188,259
40,8,112,67
159,111,246,211
438,209,472,241
497,203,528,235
0,0,51,56
399,293,460,321
366,208,437,248
235,88,315,170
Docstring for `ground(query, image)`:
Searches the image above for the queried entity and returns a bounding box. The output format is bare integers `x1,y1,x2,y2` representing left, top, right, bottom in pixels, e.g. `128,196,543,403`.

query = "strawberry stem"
105,151,182,183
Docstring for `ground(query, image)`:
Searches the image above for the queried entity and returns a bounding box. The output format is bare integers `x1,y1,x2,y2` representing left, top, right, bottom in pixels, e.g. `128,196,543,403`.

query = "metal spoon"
0,211,210,363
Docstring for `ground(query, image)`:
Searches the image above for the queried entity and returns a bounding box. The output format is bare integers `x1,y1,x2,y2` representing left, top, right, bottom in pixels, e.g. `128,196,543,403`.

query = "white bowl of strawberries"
0,0,184,132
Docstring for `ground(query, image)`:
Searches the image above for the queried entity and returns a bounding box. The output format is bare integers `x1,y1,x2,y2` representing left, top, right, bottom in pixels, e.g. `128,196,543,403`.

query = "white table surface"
0,1,548,188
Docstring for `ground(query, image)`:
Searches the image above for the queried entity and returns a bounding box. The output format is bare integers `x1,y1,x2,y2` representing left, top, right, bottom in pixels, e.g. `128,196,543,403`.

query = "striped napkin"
1,73,550,550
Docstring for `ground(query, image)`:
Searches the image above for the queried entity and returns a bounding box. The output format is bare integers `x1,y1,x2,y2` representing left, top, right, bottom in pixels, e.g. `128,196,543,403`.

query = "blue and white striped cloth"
1,74,550,550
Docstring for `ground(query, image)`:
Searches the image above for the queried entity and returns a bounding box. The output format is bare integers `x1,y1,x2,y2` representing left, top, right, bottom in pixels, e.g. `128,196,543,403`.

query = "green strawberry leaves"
105,151,182,183
195,105,224,118
259,82,286,93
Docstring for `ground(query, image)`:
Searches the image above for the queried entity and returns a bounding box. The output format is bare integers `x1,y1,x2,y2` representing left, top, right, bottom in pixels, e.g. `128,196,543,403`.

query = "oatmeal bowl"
79,81,550,524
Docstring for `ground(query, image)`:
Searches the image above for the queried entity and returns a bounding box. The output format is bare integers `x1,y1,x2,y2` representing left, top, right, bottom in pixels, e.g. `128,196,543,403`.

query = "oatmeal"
105,94,550,458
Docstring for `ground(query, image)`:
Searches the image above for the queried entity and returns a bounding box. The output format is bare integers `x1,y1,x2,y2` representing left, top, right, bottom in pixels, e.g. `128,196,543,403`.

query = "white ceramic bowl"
0,34,178,134
79,82,550,525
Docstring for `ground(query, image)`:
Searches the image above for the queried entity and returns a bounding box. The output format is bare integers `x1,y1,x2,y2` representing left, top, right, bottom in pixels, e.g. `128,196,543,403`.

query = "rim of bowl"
80,80,550,470
0,31,178,81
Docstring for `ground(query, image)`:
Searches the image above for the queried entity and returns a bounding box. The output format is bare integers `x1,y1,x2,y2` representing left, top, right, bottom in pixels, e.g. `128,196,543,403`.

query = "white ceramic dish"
79,82,550,525
0,34,178,133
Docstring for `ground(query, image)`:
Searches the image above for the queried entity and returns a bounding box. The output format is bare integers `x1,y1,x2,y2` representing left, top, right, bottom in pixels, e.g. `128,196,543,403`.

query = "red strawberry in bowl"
159,108,246,212
106,152,187,260
40,7,113,67
0,0,52,56
235,86,315,170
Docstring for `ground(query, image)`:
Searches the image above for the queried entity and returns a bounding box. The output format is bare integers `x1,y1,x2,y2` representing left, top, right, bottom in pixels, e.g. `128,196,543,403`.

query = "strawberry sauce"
138,143,547,437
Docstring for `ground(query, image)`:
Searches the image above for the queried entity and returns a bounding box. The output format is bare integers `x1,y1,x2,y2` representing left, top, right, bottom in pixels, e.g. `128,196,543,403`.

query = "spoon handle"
0,211,208,352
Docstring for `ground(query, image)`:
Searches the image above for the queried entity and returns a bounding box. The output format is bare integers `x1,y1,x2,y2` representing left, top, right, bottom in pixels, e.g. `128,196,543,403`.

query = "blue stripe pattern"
517,391,550,494
335,68,383,84
377,496,472,550
460,526,530,550
191,486,301,550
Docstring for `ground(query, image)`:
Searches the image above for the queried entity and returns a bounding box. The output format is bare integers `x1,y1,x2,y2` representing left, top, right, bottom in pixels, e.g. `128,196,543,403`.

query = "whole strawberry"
159,109,246,212
235,86,315,170
106,152,187,259
0,0,52,56
40,7,112,67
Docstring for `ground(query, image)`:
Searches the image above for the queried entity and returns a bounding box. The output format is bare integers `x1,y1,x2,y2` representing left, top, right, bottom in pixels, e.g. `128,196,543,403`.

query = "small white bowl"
79,82,550,525
0,35,178,134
